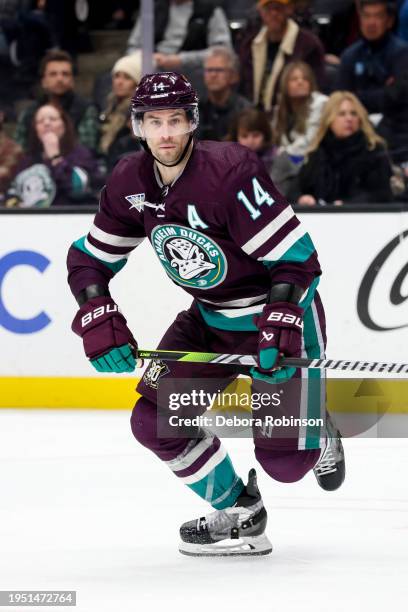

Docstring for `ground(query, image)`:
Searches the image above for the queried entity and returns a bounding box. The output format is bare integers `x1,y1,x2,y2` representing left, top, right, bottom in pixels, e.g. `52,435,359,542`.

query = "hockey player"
67,72,345,557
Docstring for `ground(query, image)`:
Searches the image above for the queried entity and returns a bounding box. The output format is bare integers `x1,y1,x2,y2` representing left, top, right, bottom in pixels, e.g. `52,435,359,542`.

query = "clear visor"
131,106,199,139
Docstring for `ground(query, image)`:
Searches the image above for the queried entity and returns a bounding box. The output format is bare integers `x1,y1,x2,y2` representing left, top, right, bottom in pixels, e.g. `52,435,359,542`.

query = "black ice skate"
314,411,345,491
179,468,272,557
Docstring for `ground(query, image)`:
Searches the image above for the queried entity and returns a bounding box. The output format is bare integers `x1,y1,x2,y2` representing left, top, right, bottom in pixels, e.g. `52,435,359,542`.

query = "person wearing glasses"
197,46,252,141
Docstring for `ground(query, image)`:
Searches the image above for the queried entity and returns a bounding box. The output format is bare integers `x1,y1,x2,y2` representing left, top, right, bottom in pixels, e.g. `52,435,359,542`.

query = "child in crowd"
227,108,277,175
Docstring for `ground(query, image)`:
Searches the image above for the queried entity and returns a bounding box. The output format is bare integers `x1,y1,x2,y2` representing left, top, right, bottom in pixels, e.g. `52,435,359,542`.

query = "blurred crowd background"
0,0,408,208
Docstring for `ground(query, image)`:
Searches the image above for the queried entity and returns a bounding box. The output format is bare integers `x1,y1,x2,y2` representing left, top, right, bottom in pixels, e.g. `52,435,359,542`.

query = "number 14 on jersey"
237,178,275,221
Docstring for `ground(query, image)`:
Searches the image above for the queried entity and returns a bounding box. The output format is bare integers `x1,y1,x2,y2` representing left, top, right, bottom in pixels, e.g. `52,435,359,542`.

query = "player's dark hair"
39,50,74,77
28,103,77,158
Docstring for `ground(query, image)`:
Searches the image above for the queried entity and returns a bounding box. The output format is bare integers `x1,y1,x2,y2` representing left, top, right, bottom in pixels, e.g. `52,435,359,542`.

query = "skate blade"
179,534,273,557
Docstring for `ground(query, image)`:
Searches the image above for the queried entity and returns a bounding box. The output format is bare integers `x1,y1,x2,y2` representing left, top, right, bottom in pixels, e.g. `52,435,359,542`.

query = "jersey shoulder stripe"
72,236,128,273
90,224,145,249
241,207,295,255
260,231,314,264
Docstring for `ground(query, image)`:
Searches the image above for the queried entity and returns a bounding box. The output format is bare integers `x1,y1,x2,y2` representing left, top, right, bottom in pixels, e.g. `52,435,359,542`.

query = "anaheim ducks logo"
151,224,227,289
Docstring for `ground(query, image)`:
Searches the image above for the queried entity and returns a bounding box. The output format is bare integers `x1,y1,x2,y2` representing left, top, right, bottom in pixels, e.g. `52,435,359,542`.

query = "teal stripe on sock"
188,455,244,510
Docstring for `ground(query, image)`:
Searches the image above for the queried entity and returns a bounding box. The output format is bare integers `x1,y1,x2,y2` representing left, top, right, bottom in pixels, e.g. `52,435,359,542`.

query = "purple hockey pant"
131,301,324,507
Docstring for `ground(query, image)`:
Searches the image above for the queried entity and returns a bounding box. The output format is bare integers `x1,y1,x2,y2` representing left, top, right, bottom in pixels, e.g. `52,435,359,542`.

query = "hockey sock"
188,453,244,510
166,436,244,509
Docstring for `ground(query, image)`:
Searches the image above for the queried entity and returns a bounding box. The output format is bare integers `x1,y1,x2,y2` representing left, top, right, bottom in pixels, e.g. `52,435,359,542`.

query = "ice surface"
0,410,407,612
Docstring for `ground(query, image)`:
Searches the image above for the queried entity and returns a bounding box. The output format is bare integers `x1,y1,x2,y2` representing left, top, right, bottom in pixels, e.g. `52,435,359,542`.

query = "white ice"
0,410,407,612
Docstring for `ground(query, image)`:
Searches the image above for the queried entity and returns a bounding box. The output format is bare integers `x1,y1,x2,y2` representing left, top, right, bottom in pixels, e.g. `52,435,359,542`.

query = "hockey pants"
131,300,326,509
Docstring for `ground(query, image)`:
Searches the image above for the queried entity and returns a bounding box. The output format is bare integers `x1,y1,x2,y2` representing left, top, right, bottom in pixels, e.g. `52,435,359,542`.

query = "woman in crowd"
99,52,142,172
297,91,393,205
269,61,328,199
274,61,328,159
5,103,96,207
227,108,276,175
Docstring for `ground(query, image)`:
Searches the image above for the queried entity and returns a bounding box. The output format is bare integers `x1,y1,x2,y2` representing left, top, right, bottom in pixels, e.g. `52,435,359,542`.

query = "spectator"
99,52,142,169
274,60,328,157
0,1,26,96
44,0,92,57
222,0,257,21
14,50,100,153
88,0,136,29
0,1,56,96
297,91,393,205
237,0,325,113
5,103,96,207
0,109,23,196
377,70,408,163
104,117,143,173
104,1,135,29
227,107,277,175
399,0,408,40
126,0,232,94
269,60,327,197
336,0,408,113
312,0,358,59
197,46,252,141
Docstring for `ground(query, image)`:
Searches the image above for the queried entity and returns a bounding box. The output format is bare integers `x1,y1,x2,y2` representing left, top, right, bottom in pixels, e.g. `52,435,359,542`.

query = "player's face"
143,109,191,165
238,129,265,153
112,71,137,99
41,61,74,95
287,68,311,99
359,4,393,41
330,99,360,139
35,104,65,139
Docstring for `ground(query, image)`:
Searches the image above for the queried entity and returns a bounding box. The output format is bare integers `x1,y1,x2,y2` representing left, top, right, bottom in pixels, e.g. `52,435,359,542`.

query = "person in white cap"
98,52,143,169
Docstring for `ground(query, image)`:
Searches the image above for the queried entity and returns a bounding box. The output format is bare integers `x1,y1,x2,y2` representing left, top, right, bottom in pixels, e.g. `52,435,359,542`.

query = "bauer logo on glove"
72,296,140,373
266,310,303,329
81,303,120,327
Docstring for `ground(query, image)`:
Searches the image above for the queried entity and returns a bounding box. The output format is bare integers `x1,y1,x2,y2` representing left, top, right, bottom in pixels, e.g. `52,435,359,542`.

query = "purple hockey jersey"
67,141,321,326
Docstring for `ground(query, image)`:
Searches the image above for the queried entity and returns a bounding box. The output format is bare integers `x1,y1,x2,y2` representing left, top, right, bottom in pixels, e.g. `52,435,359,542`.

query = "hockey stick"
136,349,408,374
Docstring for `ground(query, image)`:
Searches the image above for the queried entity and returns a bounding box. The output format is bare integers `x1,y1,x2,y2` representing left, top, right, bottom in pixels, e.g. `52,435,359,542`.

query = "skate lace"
315,447,337,476
200,506,252,534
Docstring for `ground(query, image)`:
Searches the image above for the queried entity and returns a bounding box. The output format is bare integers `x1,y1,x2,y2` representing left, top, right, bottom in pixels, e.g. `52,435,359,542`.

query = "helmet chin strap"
141,133,194,168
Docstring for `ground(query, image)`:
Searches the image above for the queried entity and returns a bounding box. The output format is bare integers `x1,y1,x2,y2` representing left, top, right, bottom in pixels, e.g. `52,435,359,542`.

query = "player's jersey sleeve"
224,151,321,292
67,157,146,298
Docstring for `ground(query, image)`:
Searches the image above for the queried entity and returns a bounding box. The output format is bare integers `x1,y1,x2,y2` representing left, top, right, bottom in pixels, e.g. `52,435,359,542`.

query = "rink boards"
0,210,407,410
